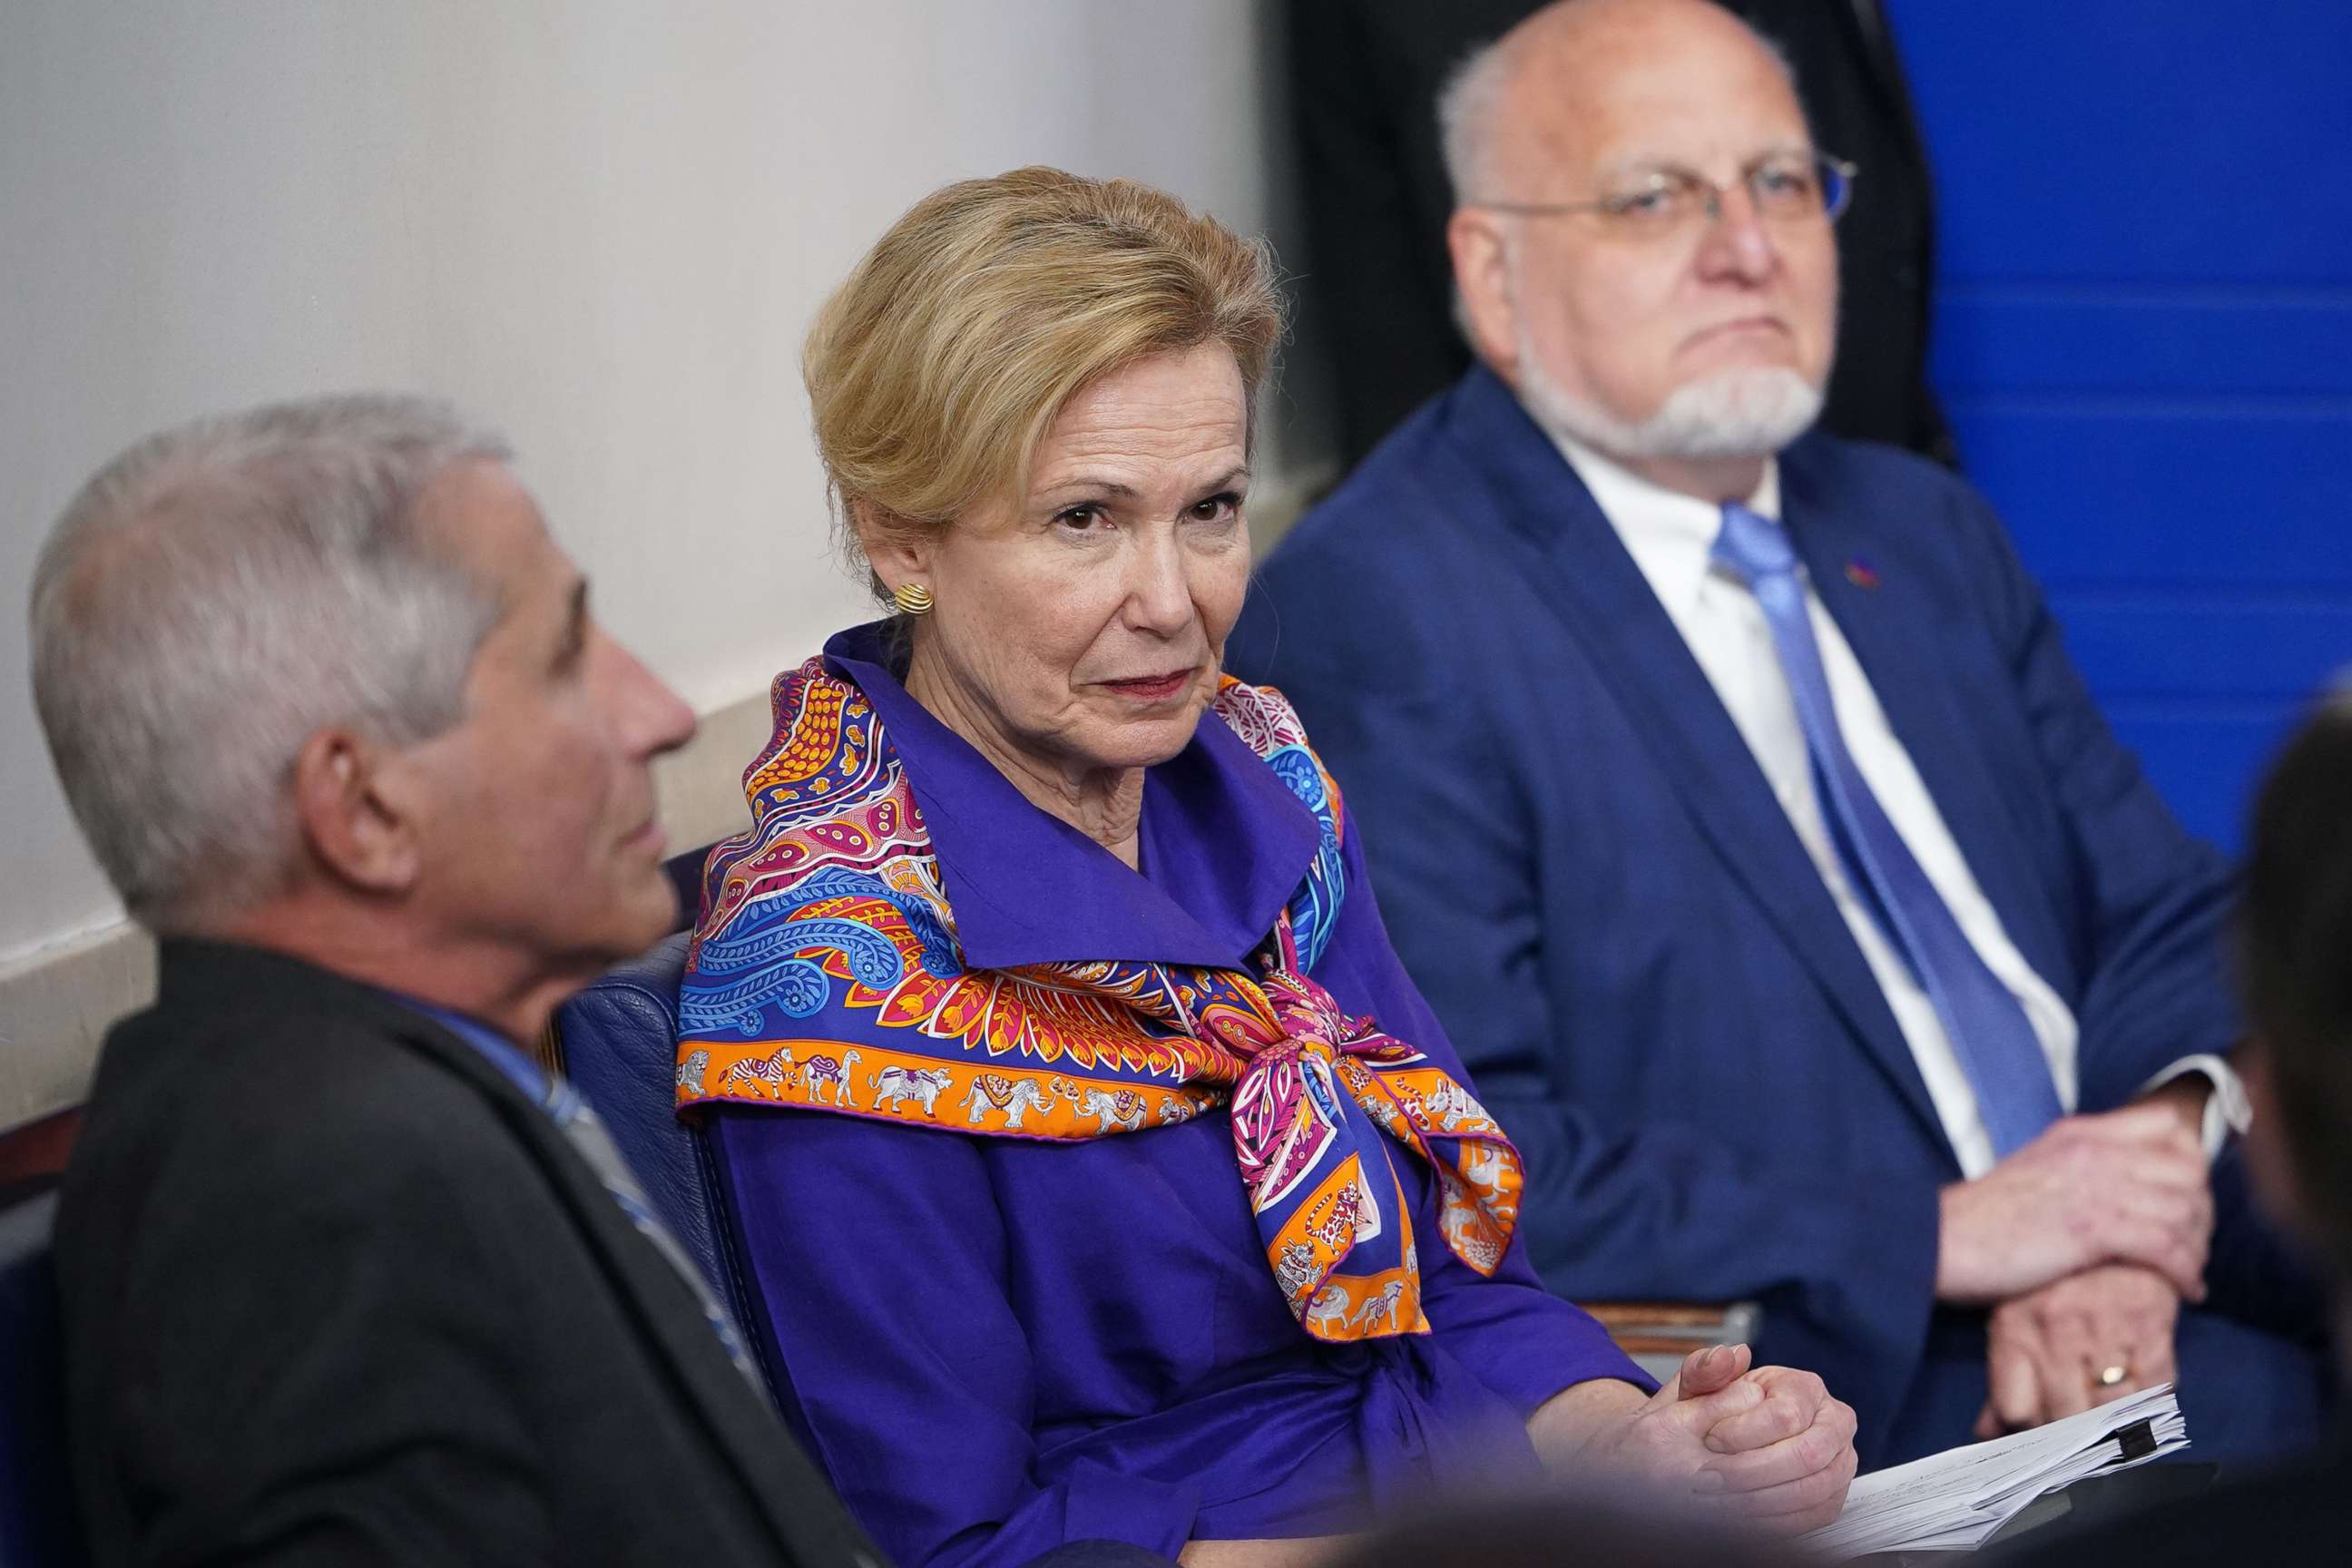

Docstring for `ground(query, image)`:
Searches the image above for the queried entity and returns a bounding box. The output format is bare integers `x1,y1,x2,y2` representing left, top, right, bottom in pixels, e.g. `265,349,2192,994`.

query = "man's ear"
1447,208,1523,379
289,727,423,897
854,501,933,601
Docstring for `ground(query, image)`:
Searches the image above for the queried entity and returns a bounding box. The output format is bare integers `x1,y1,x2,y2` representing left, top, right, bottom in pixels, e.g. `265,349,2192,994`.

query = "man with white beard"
1230,0,2326,1471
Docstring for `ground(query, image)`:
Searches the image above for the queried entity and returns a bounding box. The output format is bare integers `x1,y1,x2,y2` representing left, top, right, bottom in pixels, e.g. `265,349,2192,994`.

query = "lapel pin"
1844,556,1882,592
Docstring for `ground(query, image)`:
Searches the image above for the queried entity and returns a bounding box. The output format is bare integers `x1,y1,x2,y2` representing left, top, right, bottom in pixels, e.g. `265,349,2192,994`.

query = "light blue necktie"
1713,502,2063,1159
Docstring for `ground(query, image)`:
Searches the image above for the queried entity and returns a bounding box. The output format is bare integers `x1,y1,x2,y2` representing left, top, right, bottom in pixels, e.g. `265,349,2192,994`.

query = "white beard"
1515,347,1825,464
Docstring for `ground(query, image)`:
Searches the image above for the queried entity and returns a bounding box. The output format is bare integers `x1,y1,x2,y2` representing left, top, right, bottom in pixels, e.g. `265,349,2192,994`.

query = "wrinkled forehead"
1023,345,1250,497
1503,20,1812,191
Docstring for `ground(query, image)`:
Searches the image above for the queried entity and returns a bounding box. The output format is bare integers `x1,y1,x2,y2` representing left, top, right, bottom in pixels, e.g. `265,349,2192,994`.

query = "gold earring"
893,582,935,617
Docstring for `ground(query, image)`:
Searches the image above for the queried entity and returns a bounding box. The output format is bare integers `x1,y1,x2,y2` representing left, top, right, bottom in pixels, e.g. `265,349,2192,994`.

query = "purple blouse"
702,630,1646,1567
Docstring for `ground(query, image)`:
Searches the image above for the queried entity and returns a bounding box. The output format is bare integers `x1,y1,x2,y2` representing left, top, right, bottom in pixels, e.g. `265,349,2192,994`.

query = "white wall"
0,2,1318,986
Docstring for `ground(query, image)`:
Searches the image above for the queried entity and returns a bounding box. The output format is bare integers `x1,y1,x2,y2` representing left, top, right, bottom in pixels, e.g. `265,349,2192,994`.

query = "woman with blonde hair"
676,167,1857,1566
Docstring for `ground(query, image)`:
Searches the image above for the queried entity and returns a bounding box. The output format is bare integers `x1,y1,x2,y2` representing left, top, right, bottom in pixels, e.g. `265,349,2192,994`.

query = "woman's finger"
1696,1400,1855,1492
1671,1342,1751,1401
1700,1377,1827,1455
1658,1372,1766,1438
1703,1443,1859,1534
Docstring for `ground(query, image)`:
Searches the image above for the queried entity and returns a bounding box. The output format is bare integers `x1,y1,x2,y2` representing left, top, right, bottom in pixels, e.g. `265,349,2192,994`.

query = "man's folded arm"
1949,478,2242,1105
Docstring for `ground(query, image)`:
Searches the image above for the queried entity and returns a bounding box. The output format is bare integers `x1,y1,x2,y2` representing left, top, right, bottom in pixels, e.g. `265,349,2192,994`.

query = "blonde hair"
806,166,1284,588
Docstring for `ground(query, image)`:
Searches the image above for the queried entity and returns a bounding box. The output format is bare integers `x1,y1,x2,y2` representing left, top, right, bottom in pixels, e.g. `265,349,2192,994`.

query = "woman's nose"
1124,534,1196,632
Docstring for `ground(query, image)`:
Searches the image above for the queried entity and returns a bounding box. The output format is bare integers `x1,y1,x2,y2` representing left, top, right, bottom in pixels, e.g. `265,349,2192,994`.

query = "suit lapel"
1782,457,2079,1004
378,1002,867,1564
1440,372,1948,1148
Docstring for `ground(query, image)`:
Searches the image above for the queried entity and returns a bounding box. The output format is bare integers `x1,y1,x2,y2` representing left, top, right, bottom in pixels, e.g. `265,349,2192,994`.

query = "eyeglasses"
1474,151,1857,237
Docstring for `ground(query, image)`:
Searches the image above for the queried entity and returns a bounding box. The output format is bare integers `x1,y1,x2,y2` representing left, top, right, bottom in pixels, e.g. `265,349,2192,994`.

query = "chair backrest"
0,1187,86,1567
547,931,718,1286
551,931,808,1420
554,867,858,1440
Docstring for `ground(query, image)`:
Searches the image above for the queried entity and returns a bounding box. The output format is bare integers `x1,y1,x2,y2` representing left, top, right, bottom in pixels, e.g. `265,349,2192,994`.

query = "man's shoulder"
1271,432,1458,578
1780,431,2022,603
1243,371,1547,682
67,953,543,1235
1235,370,1630,713
1275,369,1531,561
1783,428,1987,514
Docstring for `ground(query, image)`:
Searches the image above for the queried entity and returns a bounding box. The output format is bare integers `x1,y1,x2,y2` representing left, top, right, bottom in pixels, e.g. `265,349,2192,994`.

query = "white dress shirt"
1552,432,2246,1179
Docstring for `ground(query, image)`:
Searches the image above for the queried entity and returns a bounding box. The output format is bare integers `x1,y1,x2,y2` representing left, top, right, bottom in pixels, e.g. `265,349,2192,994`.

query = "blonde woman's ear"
853,498,931,584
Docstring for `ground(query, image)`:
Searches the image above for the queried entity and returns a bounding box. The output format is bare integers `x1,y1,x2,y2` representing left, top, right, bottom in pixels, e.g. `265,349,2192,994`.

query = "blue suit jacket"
1230,368,2320,1464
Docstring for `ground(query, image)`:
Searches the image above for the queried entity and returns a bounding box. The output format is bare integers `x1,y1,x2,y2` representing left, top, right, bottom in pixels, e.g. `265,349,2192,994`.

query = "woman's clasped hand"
1534,1345,1859,1534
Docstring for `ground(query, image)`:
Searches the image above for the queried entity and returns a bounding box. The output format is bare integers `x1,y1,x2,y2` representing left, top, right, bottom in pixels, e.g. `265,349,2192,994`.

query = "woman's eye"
1056,505,1110,532
1190,494,1241,524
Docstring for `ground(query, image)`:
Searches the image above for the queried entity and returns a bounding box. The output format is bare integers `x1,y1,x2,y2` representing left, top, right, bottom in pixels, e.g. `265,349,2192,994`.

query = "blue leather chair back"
554,925,826,1439
0,1187,85,1566
550,931,718,1287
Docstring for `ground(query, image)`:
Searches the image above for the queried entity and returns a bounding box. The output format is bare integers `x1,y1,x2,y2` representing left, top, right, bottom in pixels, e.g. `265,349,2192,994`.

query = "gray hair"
1436,4,1803,204
1438,34,1520,205
28,393,510,933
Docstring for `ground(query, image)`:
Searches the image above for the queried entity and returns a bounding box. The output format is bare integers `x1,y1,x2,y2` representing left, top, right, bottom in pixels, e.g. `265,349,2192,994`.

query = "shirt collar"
1545,425,1782,619
385,992,549,1102
821,622,1320,972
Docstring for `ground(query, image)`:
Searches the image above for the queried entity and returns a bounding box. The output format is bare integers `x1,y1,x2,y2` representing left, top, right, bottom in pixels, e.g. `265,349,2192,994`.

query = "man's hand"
1534,1346,1857,1535
2139,1073,2213,1142
1973,1264,2180,1438
1936,1104,2211,1306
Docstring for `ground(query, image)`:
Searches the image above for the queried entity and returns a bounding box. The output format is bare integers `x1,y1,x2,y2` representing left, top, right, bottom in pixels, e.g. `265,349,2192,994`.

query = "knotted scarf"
675,656,1524,1341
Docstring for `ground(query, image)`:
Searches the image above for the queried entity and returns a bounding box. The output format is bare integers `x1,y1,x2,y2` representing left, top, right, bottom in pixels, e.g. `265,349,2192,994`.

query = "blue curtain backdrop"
1894,0,2352,852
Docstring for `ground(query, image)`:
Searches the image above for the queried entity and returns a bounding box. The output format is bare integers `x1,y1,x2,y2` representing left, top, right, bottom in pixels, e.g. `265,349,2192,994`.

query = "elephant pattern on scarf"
869,1063,954,1117
1077,1085,1149,1133
958,1073,1074,1132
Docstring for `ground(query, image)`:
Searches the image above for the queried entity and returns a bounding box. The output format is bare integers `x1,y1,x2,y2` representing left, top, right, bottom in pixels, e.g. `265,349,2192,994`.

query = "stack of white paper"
1801,1385,2188,1558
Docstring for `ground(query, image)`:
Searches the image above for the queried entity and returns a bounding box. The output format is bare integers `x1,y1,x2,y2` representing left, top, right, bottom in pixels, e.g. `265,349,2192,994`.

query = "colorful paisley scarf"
675,656,1524,1342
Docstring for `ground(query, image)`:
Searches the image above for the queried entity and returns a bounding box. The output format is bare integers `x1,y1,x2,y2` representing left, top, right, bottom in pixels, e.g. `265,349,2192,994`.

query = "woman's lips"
1099,671,1193,703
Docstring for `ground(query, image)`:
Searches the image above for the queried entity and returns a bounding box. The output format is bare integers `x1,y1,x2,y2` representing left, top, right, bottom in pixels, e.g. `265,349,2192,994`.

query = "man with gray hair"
31,395,877,1564
1230,0,2324,1468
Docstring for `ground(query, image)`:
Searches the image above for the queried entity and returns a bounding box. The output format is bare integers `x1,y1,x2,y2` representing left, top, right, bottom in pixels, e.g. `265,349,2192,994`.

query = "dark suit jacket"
57,940,881,1567
1285,0,1952,466
1228,368,2323,1465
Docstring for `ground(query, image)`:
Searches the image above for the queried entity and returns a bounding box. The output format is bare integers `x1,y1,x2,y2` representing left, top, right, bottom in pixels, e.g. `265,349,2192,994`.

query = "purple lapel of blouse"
821,622,1321,974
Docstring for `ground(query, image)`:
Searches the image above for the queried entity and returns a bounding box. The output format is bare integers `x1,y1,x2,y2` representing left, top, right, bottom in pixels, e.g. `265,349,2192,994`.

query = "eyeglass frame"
1469,150,1859,232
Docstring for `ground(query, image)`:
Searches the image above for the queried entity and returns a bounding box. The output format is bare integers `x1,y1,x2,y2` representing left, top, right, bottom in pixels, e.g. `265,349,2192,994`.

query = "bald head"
1438,0,1841,499
1441,0,1803,206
